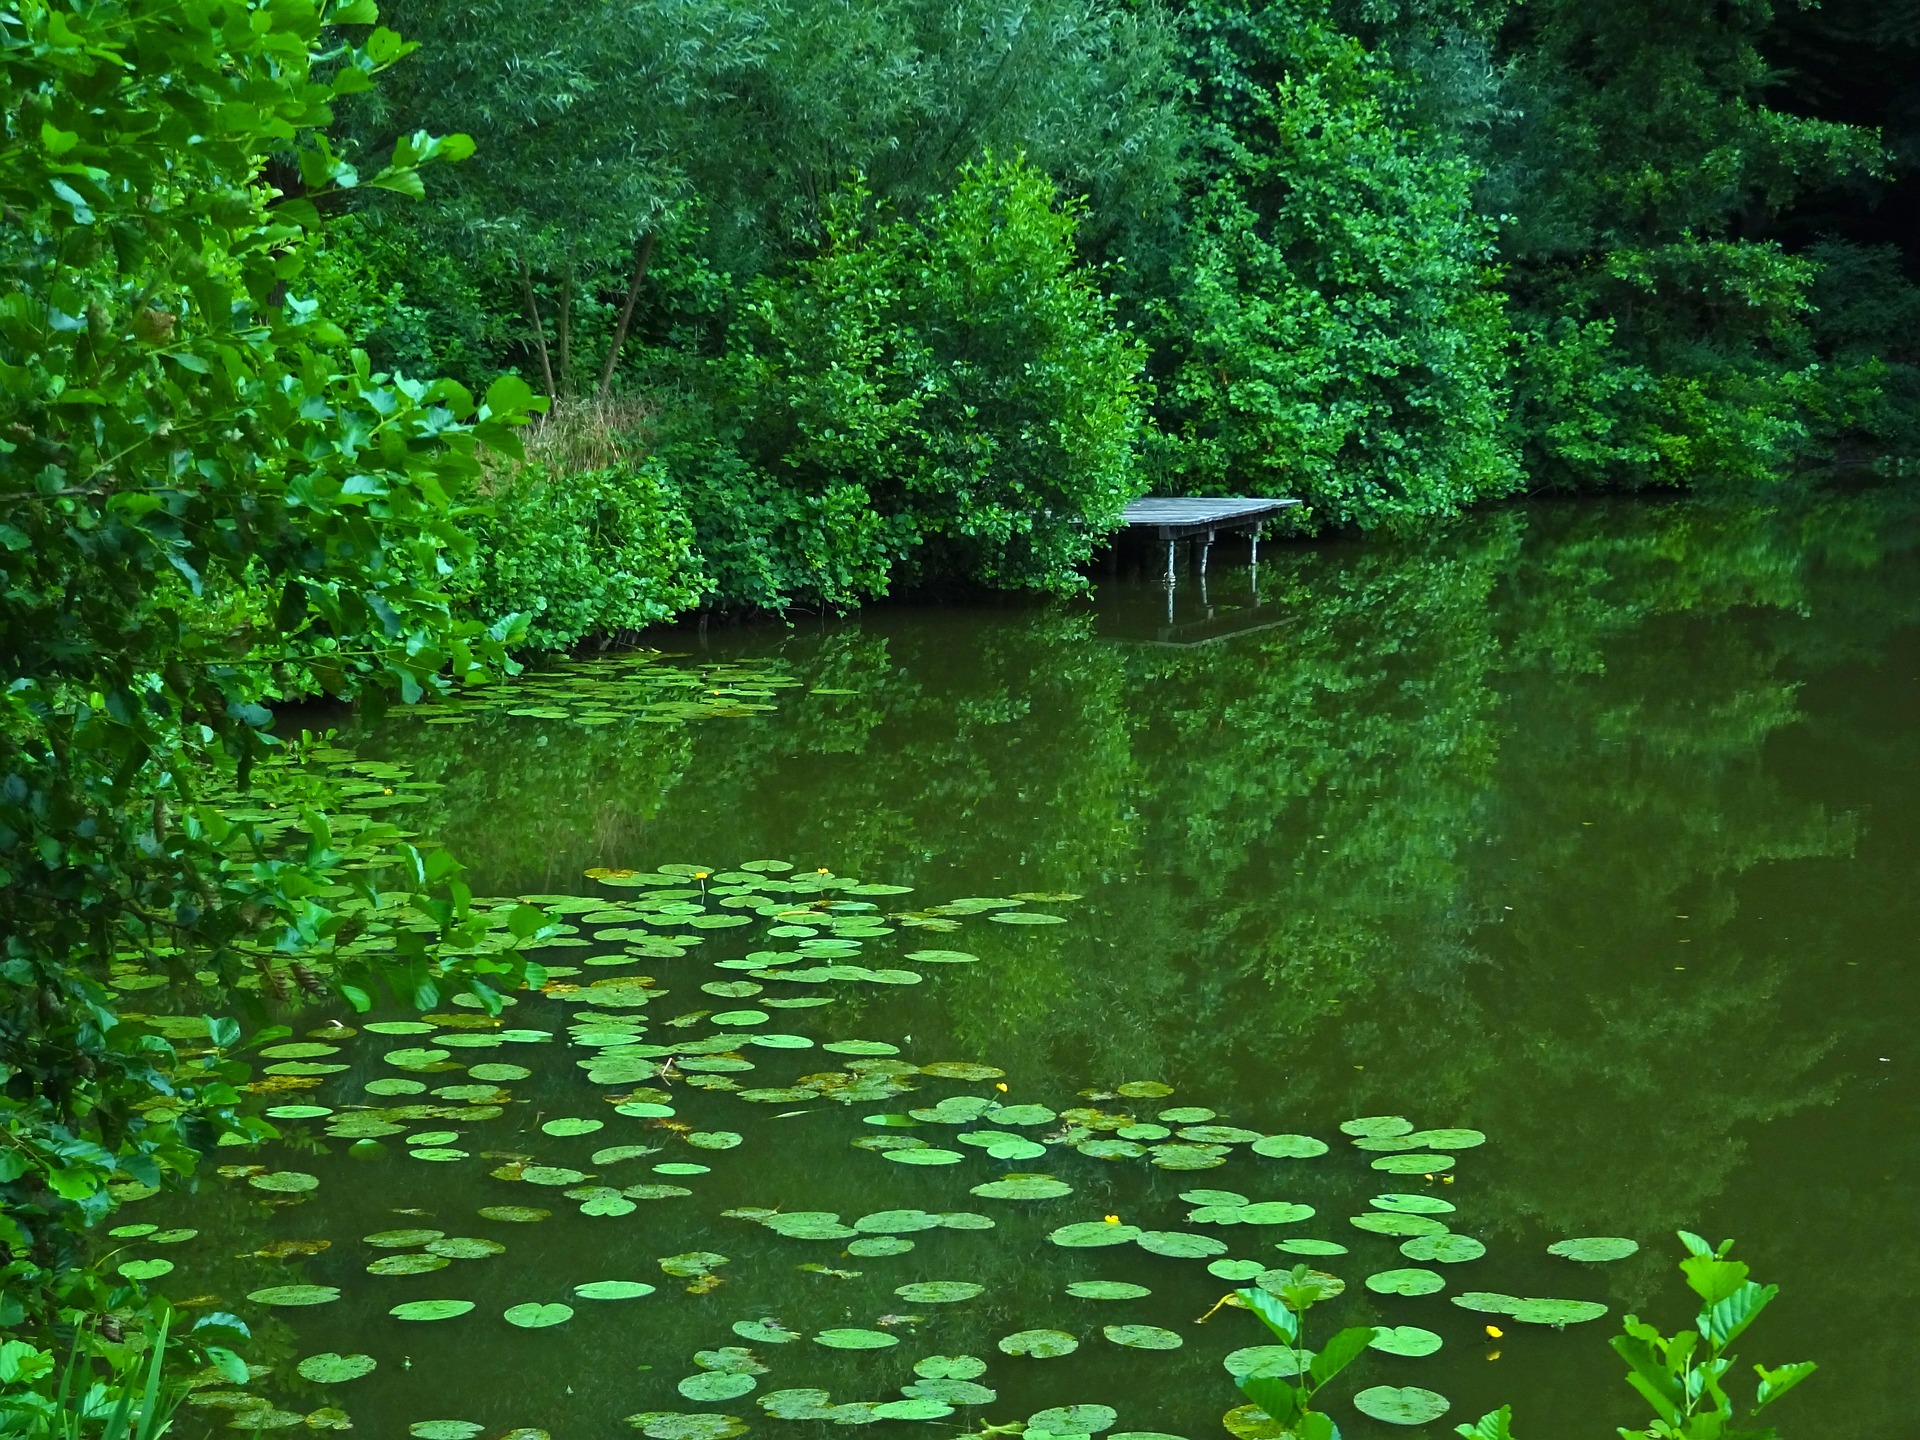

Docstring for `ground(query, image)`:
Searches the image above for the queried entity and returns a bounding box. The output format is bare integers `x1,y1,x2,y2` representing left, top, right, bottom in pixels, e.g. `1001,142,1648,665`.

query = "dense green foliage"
0,0,549,1420
1146,1,1517,524
298,0,1920,626
460,460,707,651
651,160,1145,610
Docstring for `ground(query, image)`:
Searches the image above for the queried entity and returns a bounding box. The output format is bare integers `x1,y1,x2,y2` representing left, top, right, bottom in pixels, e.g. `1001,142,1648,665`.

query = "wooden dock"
1120,496,1302,583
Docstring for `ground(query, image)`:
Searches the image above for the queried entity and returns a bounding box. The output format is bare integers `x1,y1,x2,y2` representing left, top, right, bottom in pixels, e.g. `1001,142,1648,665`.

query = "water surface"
165,485,1920,1438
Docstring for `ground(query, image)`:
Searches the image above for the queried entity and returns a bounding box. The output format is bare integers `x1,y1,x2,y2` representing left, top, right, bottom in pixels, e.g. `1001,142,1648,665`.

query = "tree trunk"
596,231,657,402
557,264,574,400
516,254,556,401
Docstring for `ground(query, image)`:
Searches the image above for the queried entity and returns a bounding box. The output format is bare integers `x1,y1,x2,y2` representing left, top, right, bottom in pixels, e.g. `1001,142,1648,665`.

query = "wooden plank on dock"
1120,496,1301,540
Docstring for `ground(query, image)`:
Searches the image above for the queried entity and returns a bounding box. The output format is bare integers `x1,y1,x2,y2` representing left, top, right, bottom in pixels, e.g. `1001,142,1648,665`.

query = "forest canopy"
295,0,1920,630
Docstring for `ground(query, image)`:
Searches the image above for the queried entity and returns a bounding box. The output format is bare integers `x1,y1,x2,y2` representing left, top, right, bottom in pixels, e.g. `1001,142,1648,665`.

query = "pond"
135,484,1920,1438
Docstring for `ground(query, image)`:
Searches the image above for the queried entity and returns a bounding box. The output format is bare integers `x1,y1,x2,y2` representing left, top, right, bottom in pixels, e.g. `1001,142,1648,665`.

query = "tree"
1145,0,1519,527
0,0,545,1353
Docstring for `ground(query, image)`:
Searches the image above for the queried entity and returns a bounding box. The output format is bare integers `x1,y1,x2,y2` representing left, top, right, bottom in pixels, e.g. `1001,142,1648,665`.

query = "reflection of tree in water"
373,484,1920,1430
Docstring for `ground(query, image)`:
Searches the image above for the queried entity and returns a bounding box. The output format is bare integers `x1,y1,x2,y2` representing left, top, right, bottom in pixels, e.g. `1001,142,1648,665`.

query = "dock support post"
1163,538,1176,586
1250,522,1262,568
1196,529,1213,577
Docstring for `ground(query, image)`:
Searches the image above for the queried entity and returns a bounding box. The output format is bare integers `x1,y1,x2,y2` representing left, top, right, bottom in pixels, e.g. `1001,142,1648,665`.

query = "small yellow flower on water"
994,1082,1009,1092
816,867,830,874
382,787,393,795
695,872,709,880
1103,1215,1121,1225
1484,1325,1503,1339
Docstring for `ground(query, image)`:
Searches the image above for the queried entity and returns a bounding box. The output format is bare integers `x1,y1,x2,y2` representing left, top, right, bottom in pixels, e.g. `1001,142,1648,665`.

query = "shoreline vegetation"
0,0,1910,1430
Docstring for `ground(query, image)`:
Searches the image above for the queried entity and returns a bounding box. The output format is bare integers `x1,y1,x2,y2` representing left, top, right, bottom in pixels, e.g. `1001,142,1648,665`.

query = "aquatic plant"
1455,1232,1815,1439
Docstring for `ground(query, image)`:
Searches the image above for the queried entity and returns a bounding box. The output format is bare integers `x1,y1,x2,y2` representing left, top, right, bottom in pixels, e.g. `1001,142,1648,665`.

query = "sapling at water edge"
1229,1266,1379,1440
1454,1233,1816,1439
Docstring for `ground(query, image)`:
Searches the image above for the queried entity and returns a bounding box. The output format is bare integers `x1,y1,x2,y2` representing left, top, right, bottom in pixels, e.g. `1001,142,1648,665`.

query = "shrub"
459,459,708,650
658,154,1147,609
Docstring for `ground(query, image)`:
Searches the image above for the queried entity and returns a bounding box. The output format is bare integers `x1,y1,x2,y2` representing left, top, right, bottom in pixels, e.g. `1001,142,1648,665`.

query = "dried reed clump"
479,392,656,487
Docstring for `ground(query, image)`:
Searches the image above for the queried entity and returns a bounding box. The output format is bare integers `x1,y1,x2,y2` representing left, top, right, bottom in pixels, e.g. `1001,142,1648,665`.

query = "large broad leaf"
1699,1280,1778,1350
1235,1375,1300,1429
1309,1326,1378,1388
1234,1286,1300,1344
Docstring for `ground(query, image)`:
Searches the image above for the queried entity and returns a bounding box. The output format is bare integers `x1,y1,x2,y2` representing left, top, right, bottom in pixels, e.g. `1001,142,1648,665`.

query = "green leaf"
1753,1360,1816,1410
1453,1406,1518,1440
1307,1326,1376,1389
1699,1281,1777,1351
1235,1286,1300,1343
1235,1374,1300,1428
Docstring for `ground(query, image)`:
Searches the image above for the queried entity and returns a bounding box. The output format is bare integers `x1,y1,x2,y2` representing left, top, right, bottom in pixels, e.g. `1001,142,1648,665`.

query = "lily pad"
1365,1268,1445,1297
1404,1129,1486,1150
1547,1237,1639,1263
575,1281,657,1300
247,1285,340,1307
411,1424,483,1440
814,1329,898,1350
1448,1292,1525,1315
519,1165,589,1187
1339,1116,1413,1138
686,1131,743,1151
1371,1194,1456,1215
733,1319,803,1344
853,1209,943,1234
1030,1406,1117,1434
541,1118,604,1137
894,1282,984,1303
503,1302,574,1329
913,1355,988,1380
1135,1230,1228,1260
1207,1260,1268,1282
884,1148,965,1166
679,1373,756,1404
248,1171,320,1194
1353,1386,1450,1426
368,1253,451,1276
998,1329,1079,1359
848,1237,914,1257
1104,1324,1183,1351
1250,1134,1329,1159
1508,1298,1609,1326
1350,1213,1448,1238
1369,1327,1443,1358
629,1415,748,1440
468,1063,531,1082
116,1259,173,1282
389,1299,475,1321
972,1175,1072,1201
1401,1234,1486,1264
1275,1239,1349,1257
297,1353,378,1384
478,1206,551,1223
1067,1280,1152,1299
1052,1222,1141,1248
1371,1153,1455,1174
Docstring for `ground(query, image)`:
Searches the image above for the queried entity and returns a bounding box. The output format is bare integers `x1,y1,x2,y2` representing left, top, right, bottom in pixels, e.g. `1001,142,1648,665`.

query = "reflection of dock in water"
1099,495,1302,645
1098,503,1305,648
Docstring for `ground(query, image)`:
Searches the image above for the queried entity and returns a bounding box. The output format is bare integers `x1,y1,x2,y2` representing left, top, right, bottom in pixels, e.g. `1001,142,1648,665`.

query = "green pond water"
144,486,1920,1438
